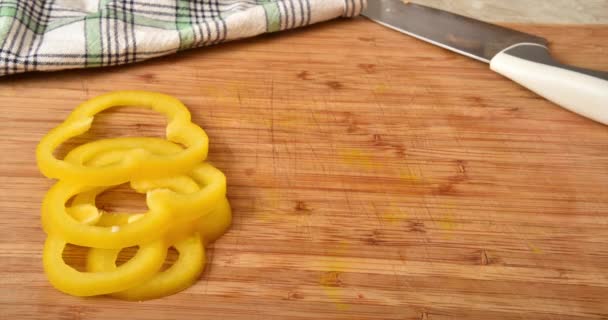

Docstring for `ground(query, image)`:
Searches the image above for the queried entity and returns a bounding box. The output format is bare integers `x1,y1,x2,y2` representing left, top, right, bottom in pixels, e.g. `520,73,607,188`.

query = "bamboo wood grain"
1,18,607,320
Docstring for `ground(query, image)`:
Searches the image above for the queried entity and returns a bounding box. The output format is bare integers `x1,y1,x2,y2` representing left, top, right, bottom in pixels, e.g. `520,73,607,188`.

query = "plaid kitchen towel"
0,0,366,76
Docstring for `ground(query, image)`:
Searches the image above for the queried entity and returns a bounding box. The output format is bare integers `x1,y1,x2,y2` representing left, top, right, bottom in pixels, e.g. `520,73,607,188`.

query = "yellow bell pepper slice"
36,91,209,186
42,162,226,249
64,137,183,168
42,138,226,249
44,196,230,299
94,234,204,301
39,106,233,299
67,140,232,246
87,198,231,300
61,138,197,227
198,197,232,245
67,162,231,300
45,183,231,299
61,176,200,231
43,235,167,297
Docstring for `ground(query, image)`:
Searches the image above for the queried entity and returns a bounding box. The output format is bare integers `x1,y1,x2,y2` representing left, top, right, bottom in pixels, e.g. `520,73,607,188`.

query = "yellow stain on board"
333,240,351,253
399,170,422,183
276,116,301,130
256,189,285,222
374,83,388,94
438,212,457,231
528,243,543,254
317,242,352,310
339,148,380,169
242,117,272,128
379,202,408,225
202,85,218,97
437,209,457,239
319,271,349,310
201,85,225,98
201,84,242,104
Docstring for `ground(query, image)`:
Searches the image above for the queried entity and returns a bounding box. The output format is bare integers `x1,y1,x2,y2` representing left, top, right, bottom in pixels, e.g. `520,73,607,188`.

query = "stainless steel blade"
362,0,548,63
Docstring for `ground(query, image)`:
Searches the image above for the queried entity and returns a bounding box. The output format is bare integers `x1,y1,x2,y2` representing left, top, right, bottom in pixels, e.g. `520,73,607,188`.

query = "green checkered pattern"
0,0,365,76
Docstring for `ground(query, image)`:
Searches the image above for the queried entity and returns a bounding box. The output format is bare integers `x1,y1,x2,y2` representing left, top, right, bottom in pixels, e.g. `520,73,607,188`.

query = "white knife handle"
490,43,608,125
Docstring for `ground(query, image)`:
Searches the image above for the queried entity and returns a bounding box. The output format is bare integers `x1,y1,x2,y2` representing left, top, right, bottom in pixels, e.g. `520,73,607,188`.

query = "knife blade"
362,0,608,125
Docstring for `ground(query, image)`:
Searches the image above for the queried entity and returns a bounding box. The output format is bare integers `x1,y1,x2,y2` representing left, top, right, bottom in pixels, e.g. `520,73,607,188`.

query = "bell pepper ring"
42,137,224,249
42,162,226,249
64,137,184,168
59,138,198,229
72,197,232,245
88,234,204,301
38,91,233,300
86,198,231,300
43,235,167,297
66,138,232,243
60,176,200,231
198,197,232,245
36,91,209,186
70,189,229,301
65,137,225,226
45,182,230,299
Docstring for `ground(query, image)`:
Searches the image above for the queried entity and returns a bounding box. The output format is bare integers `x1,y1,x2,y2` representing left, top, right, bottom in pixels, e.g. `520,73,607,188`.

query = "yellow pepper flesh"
37,91,232,300
42,139,226,249
36,91,209,186
43,236,167,297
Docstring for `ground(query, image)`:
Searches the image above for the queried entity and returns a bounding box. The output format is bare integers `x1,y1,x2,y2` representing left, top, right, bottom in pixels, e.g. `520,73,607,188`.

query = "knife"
362,0,608,125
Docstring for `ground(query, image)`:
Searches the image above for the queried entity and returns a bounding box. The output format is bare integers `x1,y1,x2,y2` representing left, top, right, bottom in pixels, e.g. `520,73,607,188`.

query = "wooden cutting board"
1,18,607,320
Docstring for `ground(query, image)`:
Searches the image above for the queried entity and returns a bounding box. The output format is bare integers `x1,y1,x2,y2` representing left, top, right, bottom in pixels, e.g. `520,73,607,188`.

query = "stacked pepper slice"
36,91,231,300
